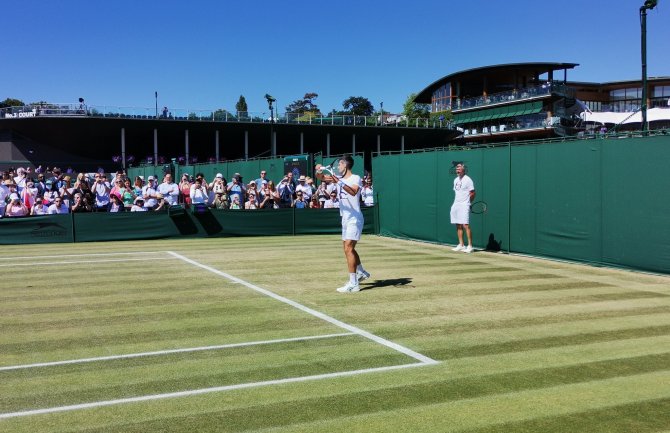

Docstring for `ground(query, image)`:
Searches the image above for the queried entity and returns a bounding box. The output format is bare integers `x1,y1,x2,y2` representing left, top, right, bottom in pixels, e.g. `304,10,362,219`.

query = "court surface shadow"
360,278,414,291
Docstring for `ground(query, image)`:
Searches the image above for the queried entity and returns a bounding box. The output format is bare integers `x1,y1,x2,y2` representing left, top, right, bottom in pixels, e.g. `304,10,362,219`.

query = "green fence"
373,135,670,274
0,207,376,244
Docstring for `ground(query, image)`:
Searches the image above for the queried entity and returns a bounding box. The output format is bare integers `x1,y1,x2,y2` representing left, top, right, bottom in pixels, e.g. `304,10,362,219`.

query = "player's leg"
337,218,367,292
451,205,465,251
463,224,473,253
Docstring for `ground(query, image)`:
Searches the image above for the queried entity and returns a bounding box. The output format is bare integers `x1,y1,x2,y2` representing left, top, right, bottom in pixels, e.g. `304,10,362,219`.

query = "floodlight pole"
155,91,158,119
640,0,658,133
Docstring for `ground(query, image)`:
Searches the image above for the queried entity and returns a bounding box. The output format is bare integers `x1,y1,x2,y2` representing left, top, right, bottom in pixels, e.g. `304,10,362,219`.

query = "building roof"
415,62,579,103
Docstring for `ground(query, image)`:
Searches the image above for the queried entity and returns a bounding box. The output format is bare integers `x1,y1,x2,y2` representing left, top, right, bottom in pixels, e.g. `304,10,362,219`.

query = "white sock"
349,273,357,284
356,264,366,273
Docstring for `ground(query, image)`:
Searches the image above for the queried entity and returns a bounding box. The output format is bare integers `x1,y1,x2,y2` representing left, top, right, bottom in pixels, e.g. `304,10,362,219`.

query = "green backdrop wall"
372,135,670,274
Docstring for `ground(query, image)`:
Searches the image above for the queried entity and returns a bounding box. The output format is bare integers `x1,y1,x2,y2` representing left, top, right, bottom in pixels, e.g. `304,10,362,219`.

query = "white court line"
0,362,428,419
0,257,172,268
0,251,162,261
167,251,438,365
0,333,354,372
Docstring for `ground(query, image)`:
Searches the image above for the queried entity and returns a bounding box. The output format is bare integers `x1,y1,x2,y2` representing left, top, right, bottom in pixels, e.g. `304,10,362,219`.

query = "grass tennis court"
1,235,669,432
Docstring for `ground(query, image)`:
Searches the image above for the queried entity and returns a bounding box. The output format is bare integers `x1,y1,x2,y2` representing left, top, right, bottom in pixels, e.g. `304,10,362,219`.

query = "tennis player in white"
316,155,370,293
451,163,475,253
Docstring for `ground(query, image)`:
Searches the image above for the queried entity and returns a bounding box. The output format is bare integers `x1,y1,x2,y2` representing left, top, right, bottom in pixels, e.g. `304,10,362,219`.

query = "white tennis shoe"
356,269,370,282
452,244,465,252
337,281,361,293
463,245,473,253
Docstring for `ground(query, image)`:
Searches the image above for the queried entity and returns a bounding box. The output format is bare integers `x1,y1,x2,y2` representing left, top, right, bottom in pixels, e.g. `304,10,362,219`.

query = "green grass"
0,235,669,432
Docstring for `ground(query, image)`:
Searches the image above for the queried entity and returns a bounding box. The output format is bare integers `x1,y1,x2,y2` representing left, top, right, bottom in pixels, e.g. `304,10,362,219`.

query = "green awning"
453,100,543,125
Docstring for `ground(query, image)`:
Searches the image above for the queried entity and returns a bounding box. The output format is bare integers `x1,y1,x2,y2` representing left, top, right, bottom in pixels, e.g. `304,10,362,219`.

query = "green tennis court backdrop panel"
0,214,73,244
373,149,510,249
600,138,670,272
74,212,181,242
372,135,670,273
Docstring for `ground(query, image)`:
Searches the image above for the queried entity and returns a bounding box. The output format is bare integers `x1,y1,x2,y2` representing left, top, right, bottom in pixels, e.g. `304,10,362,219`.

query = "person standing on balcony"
451,163,475,253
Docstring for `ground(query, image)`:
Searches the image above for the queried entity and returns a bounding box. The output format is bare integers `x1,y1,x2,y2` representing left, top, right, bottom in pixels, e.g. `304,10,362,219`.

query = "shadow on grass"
360,278,414,291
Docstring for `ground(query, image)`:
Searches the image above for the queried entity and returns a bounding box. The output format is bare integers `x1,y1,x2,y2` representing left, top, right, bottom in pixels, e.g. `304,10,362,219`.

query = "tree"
0,98,25,108
235,95,248,116
402,93,430,119
285,92,321,115
341,96,374,116
213,109,236,121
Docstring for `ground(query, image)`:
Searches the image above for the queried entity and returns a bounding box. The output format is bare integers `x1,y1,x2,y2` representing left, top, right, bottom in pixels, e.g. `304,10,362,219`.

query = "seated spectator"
229,195,241,209
131,197,147,212
323,191,340,209
30,197,48,215
0,179,11,215
154,193,168,212
361,178,374,206
245,192,258,209
309,194,321,209
292,191,308,209
246,181,258,204
157,173,179,206
47,197,70,214
71,192,93,213
110,178,124,201
107,193,125,212
190,178,209,205
212,190,228,209
142,176,159,209
121,178,136,210
259,181,276,209
296,175,312,201
133,176,144,198
5,193,28,217
22,179,39,210
179,173,192,207
43,180,60,206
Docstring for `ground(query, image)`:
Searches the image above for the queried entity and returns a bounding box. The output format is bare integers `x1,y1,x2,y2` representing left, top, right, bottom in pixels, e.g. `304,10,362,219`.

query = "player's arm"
470,189,476,201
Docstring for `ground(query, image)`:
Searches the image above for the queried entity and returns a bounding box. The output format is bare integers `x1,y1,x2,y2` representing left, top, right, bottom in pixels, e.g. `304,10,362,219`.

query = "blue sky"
2,0,668,114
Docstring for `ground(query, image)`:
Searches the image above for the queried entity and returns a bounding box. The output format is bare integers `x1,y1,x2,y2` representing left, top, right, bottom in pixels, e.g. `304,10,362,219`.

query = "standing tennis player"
316,155,370,293
451,163,475,253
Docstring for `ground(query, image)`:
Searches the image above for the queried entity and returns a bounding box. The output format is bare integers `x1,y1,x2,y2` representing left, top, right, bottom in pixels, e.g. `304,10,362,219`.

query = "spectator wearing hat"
131,197,147,212
30,197,48,215
179,173,192,207
71,192,93,213
5,193,28,217
107,194,125,212
157,173,179,206
47,196,69,214
209,173,227,206
246,181,259,206
91,173,111,211
296,175,312,201
43,180,61,206
226,173,245,206
142,176,159,209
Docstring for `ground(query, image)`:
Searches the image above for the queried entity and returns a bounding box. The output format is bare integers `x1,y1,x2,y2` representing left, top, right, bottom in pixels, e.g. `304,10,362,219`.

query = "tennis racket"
470,201,488,214
317,158,340,177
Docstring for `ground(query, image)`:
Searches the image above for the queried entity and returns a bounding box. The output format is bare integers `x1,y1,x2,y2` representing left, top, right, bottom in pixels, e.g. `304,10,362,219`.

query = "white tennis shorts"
342,217,363,241
450,203,470,225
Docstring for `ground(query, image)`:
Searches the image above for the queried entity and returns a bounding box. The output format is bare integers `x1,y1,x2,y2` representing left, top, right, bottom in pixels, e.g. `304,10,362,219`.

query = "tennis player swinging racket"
316,155,370,293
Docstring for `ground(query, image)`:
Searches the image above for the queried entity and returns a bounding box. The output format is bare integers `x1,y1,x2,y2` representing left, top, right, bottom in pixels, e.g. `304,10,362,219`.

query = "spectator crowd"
1,166,374,218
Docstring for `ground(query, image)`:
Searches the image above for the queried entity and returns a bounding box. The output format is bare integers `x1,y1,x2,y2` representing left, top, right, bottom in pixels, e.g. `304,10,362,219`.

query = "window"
653,85,670,97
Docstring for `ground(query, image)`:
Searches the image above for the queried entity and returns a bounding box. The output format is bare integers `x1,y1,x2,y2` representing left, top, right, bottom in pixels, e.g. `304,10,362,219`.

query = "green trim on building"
454,101,543,124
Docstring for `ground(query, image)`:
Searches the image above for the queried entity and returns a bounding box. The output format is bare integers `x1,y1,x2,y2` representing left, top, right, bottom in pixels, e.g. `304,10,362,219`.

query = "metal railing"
445,82,574,112
0,104,451,129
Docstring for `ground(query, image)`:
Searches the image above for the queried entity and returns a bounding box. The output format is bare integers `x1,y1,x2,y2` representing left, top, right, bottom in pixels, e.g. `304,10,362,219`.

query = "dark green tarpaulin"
453,101,543,124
